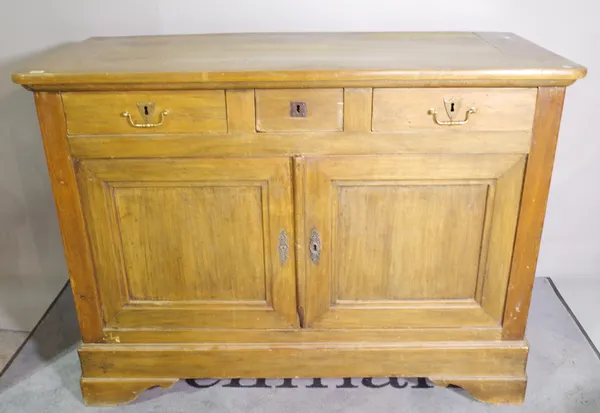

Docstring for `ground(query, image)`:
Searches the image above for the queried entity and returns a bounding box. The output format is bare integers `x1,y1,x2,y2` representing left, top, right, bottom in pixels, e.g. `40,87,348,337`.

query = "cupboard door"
302,155,526,329
77,157,298,331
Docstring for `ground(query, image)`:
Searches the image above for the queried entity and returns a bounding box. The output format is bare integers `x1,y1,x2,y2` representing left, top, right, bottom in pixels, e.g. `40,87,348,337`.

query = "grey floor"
0,330,28,371
1,277,599,372
1,278,600,412
552,277,600,349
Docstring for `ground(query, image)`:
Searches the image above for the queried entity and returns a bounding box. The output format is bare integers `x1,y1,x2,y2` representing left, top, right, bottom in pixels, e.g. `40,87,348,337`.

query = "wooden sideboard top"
12,32,586,90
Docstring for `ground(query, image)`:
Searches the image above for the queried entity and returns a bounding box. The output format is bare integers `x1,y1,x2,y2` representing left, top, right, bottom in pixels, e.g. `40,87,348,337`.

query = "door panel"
114,185,267,301
336,184,488,301
77,157,298,331
303,154,526,329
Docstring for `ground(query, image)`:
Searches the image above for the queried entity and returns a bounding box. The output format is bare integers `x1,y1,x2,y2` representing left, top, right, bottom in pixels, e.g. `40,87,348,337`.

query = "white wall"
1,0,598,331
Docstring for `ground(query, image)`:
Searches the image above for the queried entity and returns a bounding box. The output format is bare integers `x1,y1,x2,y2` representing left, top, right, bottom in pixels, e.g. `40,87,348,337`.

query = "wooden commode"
12,32,586,406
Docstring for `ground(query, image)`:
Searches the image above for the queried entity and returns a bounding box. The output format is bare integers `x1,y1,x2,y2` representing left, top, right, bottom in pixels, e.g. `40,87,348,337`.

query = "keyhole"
144,106,149,116
450,103,455,112
290,101,306,117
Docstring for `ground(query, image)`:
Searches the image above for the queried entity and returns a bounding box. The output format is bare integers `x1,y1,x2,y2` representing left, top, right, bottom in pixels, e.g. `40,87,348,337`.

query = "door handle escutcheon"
309,228,321,265
278,229,289,265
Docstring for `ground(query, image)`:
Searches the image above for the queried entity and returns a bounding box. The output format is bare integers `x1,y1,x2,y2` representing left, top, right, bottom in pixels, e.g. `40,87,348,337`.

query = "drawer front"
62,91,227,135
372,88,537,132
256,89,343,132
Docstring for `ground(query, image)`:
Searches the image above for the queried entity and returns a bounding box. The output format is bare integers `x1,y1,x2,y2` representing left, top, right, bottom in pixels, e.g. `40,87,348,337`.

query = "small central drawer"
372,88,537,133
255,89,343,132
62,91,227,135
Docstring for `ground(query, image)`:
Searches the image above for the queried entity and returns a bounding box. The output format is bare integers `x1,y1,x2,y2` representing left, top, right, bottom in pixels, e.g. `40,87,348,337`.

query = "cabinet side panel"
34,92,103,341
502,87,566,339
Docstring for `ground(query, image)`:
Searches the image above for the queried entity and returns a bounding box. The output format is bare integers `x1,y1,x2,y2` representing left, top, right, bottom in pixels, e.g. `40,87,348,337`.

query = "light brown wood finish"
15,33,585,407
503,87,566,339
23,79,585,92
77,157,298,329
226,89,256,132
102,327,503,344
12,33,585,89
62,91,227,135
303,154,525,328
480,158,526,321
91,375,525,406
293,156,307,327
431,378,527,405
255,89,343,132
81,378,178,407
78,341,527,406
335,185,488,300
34,92,103,342
79,341,528,379
68,131,533,159
372,88,536,132
75,167,126,325
115,186,266,301
343,88,372,131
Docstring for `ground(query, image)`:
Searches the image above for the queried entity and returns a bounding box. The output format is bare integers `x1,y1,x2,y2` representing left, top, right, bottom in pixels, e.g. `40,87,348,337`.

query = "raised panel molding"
112,184,268,302
333,182,490,301
76,158,298,330
303,154,526,328
481,158,527,322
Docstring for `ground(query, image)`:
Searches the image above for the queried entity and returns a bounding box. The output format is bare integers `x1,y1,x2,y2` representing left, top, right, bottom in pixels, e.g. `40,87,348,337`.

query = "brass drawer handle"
427,107,477,126
121,110,169,128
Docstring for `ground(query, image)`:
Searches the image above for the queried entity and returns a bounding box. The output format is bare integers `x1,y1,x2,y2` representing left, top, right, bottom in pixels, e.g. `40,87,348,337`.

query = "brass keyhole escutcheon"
443,97,462,121
137,102,156,123
121,101,169,128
